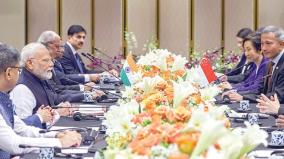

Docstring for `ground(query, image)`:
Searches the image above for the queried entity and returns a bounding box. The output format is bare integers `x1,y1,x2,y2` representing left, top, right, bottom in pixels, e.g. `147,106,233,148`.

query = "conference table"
23,98,282,158
23,102,110,159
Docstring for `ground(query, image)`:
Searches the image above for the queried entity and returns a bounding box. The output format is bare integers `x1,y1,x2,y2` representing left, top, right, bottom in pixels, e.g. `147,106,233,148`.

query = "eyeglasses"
44,42,64,49
29,58,54,64
7,66,23,73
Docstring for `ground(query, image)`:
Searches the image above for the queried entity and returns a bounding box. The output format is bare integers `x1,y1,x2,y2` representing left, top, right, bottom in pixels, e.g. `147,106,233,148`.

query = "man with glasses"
0,43,82,158
37,31,96,92
10,43,104,128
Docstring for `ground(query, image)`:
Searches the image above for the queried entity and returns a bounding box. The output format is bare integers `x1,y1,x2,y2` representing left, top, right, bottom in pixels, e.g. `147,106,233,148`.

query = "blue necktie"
75,54,84,73
54,60,64,72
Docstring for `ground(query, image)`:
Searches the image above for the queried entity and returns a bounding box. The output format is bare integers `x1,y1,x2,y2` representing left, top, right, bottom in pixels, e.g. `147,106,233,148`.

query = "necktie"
267,61,275,93
54,60,64,72
75,54,84,73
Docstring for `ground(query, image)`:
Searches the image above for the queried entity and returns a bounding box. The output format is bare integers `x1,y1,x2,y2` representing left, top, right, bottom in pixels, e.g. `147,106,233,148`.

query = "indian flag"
120,53,138,86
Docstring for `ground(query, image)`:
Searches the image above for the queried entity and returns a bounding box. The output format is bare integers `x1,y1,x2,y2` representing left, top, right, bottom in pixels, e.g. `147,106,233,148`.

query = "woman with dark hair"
221,33,269,101
221,28,254,83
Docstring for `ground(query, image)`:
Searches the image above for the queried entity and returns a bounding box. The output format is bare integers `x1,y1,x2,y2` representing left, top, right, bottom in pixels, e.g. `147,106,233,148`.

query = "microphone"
19,144,86,158
227,62,251,75
103,90,123,99
19,144,61,149
93,47,114,61
57,77,120,102
81,53,122,84
218,62,251,80
73,112,102,121
208,46,224,54
39,127,90,133
216,62,251,84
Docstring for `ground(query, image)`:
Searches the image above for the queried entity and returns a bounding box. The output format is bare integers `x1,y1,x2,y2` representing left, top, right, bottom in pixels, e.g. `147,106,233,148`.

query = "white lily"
208,105,229,120
191,120,229,158
135,75,165,95
121,86,135,99
232,122,268,159
218,132,244,159
173,80,197,107
187,109,211,128
153,53,167,71
200,85,221,102
185,67,204,84
171,54,188,72
104,100,139,136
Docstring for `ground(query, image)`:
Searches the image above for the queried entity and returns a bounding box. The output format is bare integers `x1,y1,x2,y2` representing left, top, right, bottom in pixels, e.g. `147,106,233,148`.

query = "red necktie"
267,61,275,92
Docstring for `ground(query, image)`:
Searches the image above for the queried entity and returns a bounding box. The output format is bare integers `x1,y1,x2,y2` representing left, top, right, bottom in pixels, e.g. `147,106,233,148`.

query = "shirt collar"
272,49,284,65
66,41,77,55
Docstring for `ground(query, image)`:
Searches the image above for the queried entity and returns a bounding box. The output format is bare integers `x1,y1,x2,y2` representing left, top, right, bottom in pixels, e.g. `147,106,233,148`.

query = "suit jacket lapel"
271,53,284,90
65,44,81,73
263,63,270,93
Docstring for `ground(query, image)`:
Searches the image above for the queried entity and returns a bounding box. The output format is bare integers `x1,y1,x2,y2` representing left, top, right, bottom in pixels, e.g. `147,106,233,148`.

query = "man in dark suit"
38,30,95,93
58,25,118,83
58,25,101,83
227,26,284,103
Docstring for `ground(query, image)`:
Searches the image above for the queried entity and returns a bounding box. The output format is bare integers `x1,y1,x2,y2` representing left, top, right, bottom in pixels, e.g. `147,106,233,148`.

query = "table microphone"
103,90,123,99
93,47,115,61
57,77,118,103
217,62,251,80
19,145,85,159
81,52,122,83
19,144,61,149
39,127,90,133
73,112,101,121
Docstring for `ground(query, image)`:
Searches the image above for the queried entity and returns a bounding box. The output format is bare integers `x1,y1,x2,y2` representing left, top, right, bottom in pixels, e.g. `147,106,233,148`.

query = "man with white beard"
10,43,73,129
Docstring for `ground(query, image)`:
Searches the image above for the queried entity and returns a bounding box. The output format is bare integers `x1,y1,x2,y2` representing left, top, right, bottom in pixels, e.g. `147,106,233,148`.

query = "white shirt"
9,84,60,125
10,84,37,119
0,114,61,155
66,42,90,82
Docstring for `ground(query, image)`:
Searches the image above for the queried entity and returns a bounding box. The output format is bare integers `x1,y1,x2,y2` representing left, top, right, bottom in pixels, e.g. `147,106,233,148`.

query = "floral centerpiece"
95,49,267,159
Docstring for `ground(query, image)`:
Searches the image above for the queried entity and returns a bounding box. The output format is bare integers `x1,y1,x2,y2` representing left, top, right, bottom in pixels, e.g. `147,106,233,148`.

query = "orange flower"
154,106,168,119
173,106,191,122
164,86,174,103
190,93,203,104
166,55,175,66
160,70,171,80
155,81,168,91
135,95,143,103
175,131,200,155
171,70,186,80
130,133,162,155
168,153,189,159
164,123,184,143
141,65,160,77
142,99,156,112
131,112,151,124
214,143,221,150
179,97,189,107
204,105,209,112
166,110,175,123
174,70,185,77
